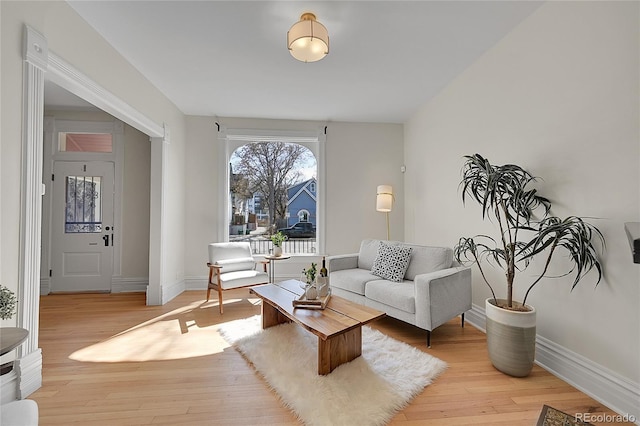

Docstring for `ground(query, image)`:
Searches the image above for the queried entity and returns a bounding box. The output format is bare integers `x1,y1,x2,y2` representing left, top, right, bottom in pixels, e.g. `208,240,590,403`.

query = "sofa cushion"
365,280,416,314
404,245,453,280
371,242,413,282
330,268,377,295
357,239,381,270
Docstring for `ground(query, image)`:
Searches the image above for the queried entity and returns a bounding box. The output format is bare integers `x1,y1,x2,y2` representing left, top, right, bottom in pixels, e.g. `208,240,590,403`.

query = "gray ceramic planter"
485,298,536,377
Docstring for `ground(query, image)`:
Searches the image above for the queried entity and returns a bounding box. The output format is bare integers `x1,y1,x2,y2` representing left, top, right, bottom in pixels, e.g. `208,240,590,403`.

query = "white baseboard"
15,349,42,399
185,277,206,291
40,278,50,295
162,279,185,304
465,303,640,423
111,277,148,293
184,274,302,292
41,277,148,294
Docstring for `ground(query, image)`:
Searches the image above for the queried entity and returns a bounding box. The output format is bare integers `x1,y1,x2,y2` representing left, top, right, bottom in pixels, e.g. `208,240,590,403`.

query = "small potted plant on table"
302,263,318,299
270,231,286,257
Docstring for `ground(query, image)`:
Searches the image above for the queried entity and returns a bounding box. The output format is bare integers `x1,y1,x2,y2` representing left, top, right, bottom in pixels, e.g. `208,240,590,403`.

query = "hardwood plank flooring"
29,290,629,425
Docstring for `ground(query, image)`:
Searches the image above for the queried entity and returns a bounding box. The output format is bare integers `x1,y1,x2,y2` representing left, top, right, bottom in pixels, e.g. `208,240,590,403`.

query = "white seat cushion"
365,280,416,314
219,270,268,289
329,268,377,295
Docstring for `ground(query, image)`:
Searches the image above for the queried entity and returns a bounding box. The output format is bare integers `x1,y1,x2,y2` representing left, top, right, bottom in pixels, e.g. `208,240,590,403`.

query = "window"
229,141,317,254
58,132,113,153
65,176,103,233
219,128,325,255
298,209,310,222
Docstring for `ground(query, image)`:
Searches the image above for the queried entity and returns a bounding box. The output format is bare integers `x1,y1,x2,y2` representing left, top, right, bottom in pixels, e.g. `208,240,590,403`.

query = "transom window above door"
58,132,113,153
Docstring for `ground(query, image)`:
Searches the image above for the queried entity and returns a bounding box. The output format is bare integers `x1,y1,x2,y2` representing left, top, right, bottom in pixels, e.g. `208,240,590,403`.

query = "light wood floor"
30,289,628,425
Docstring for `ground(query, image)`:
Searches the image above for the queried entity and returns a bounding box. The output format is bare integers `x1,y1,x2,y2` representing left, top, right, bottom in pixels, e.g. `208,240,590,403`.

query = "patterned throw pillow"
371,242,413,282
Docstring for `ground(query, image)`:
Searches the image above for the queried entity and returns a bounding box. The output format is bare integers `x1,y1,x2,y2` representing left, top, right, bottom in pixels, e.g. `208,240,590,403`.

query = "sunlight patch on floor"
68,299,247,363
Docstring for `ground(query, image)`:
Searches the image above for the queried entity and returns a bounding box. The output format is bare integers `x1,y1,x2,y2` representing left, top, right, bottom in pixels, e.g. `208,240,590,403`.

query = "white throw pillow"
371,242,412,282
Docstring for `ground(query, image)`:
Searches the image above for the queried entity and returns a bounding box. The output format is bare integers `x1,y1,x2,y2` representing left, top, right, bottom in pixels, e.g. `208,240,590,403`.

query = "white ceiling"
53,1,543,123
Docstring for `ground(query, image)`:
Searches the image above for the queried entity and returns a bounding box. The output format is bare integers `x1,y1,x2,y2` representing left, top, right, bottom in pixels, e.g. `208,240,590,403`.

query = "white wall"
121,124,151,278
1,1,186,317
183,116,404,282
405,0,639,395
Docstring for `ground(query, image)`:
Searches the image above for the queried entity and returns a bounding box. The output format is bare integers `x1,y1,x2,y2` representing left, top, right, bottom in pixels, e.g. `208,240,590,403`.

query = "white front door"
51,161,115,292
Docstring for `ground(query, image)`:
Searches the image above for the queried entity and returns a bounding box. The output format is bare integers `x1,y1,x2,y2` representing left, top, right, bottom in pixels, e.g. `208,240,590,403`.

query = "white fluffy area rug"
218,315,447,426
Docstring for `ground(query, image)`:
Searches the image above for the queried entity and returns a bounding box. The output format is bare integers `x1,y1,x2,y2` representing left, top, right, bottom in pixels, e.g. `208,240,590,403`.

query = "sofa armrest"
414,267,472,331
327,253,359,273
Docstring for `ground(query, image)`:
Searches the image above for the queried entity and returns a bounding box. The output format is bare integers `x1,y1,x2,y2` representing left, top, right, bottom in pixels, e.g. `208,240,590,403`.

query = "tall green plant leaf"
455,154,605,309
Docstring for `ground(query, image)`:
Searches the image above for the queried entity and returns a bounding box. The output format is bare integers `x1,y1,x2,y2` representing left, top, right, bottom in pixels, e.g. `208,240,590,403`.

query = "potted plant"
270,231,286,257
454,154,604,377
302,262,318,299
0,285,17,320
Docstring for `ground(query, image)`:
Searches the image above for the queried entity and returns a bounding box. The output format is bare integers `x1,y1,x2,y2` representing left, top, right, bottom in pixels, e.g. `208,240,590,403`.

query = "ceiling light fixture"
287,12,329,63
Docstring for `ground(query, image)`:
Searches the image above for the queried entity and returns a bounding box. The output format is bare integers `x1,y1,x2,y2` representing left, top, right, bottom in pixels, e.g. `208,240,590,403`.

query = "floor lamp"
376,185,393,240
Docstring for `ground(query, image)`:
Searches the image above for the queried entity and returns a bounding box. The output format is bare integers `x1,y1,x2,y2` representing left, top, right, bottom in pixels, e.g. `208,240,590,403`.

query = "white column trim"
147,124,170,305
16,25,47,399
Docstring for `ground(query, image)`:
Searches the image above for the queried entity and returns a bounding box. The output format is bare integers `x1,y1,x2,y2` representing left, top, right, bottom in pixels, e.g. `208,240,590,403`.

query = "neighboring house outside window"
286,178,317,227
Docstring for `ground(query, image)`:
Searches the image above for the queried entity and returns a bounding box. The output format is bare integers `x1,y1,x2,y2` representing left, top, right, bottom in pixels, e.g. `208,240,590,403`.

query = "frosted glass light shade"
287,13,329,63
376,185,393,212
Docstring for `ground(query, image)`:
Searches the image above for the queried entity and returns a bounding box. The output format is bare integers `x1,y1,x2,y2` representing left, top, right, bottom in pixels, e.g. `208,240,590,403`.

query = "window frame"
217,127,326,255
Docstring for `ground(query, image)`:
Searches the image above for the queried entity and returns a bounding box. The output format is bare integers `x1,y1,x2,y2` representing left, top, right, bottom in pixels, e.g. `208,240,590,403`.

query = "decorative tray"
292,289,331,310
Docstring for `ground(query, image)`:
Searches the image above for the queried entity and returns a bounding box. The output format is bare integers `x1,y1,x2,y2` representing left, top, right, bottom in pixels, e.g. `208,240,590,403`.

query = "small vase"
316,277,329,297
305,284,317,300
273,246,282,257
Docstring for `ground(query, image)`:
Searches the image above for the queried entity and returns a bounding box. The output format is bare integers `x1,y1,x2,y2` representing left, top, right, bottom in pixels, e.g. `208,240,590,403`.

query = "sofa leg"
461,312,465,328
426,330,431,348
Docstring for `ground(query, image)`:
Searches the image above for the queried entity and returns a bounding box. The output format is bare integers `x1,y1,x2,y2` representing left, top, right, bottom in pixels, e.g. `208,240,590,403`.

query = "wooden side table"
264,254,291,283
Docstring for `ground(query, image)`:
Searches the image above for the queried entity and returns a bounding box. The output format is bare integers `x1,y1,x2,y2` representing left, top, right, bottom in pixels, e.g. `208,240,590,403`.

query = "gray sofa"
327,239,472,346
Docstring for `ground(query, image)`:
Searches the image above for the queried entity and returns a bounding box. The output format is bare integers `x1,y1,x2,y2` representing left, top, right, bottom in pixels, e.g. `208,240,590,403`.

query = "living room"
1,1,638,424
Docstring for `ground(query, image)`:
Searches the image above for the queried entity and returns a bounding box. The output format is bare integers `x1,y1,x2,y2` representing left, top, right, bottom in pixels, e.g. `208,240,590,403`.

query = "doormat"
537,405,593,426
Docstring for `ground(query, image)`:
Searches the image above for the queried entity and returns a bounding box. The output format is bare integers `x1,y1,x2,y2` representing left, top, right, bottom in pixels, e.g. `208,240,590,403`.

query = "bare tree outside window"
232,142,313,230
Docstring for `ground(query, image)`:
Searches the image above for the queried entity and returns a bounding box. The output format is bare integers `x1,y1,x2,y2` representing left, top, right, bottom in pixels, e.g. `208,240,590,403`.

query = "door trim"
43,119,124,291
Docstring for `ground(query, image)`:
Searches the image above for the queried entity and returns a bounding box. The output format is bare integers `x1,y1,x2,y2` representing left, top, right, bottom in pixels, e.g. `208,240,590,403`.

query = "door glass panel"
65,176,102,233
58,132,113,153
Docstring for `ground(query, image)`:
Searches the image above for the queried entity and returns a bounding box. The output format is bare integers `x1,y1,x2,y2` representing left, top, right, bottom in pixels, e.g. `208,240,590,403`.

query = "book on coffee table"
292,290,331,309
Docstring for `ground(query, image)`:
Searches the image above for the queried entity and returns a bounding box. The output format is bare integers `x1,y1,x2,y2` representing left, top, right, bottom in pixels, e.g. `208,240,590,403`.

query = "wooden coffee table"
250,279,385,375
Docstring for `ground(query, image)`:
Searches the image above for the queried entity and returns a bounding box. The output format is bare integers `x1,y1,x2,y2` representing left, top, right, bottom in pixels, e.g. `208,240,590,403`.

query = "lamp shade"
287,13,329,63
376,185,393,212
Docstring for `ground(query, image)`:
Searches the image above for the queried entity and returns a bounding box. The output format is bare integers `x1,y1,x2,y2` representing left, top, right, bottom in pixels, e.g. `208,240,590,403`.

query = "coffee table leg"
318,326,362,375
261,300,290,329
